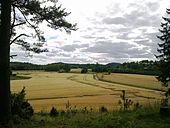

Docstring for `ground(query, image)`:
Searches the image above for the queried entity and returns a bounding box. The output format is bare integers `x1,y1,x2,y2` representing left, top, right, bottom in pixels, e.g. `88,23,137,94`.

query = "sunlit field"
11,71,163,112
97,73,164,91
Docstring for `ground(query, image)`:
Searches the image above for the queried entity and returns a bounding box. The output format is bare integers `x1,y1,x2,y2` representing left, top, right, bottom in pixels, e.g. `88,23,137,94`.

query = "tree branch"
10,34,29,45
17,7,42,40
13,22,26,27
10,55,17,59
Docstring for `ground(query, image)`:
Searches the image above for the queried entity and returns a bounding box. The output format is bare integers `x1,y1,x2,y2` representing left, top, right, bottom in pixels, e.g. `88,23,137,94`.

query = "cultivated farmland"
11,71,163,112
97,73,164,91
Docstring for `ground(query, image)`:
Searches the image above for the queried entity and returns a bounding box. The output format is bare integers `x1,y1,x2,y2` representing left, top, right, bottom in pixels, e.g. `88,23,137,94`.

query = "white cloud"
11,0,170,64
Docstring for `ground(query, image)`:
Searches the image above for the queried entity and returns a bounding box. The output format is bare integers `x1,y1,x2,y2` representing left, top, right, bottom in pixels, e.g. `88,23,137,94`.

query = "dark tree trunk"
0,0,11,124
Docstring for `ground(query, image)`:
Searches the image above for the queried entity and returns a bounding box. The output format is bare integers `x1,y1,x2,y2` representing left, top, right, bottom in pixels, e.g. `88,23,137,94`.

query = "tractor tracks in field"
28,74,161,101
27,93,110,101
67,75,117,92
67,74,161,100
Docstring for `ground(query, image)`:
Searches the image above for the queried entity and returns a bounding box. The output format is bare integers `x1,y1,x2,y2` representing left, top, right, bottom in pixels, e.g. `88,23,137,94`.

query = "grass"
11,71,163,112
10,75,32,80
13,104,170,128
98,73,164,91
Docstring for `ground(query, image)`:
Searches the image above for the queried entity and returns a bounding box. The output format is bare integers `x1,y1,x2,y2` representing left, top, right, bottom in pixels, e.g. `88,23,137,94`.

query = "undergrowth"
13,102,170,128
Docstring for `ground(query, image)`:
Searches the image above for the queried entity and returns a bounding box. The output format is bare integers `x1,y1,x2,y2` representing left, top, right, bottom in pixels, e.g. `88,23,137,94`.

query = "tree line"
10,60,160,75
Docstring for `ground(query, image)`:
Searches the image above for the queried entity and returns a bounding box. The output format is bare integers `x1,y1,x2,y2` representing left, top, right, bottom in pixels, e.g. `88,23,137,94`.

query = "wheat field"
11,71,163,112
98,73,164,91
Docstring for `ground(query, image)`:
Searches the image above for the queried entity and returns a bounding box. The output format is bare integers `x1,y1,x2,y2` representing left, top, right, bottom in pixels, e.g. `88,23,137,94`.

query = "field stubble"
11,71,163,112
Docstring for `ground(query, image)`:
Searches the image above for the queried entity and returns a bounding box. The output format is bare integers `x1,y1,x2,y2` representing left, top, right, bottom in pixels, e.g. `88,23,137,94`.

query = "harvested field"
97,73,164,91
11,71,163,112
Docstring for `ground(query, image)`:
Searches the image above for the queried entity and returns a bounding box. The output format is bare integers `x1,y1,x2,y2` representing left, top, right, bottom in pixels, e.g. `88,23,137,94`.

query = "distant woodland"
10,60,160,75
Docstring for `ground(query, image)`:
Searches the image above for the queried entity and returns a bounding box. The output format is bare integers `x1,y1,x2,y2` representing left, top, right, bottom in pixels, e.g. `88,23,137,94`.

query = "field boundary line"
27,94,110,101
96,74,164,92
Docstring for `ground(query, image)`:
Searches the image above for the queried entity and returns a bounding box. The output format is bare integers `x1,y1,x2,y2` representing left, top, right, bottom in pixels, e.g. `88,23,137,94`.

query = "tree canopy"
0,0,76,124
9,0,77,55
156,8,170,87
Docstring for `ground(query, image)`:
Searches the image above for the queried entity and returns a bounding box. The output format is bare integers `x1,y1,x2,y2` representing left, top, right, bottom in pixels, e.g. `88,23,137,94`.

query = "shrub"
99,106,108,113
50,107,59,117
11,87,34,120
81,68,88,73
118,90,133,111
60,110,66,116
133,102,142,111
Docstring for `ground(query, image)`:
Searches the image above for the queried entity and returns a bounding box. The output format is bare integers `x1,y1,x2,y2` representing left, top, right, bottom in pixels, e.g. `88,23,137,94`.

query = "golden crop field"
98,73,164,91
11,71,164,112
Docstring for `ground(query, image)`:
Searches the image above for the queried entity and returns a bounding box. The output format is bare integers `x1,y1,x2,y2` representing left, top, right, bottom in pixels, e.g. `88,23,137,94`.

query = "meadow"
11,71,164,112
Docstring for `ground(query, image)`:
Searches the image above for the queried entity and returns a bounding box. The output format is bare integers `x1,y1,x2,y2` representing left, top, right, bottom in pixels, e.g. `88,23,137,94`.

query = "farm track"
27,74,118,101
67,74,162,100
98,78,162,92
67,75,117,92
28,94,111,101
12,72,163,111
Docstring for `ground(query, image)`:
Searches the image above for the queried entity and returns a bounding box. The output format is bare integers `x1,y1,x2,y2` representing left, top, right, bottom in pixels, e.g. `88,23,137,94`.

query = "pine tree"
156,8,170,88
0,0,76,124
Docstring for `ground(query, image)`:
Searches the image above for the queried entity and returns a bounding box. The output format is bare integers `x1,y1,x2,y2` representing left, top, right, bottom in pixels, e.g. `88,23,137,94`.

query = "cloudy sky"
11,0,170,64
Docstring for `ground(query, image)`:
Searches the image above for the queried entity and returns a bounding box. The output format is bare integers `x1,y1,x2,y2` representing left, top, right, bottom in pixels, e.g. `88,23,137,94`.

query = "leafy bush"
81,68,88,73
60,110,66,116
50,107,59,117
118,90,133,111
11,87,34,120
99,106,108,113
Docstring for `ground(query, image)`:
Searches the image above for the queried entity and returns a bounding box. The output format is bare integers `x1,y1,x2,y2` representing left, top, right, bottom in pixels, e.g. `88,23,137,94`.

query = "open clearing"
11,71,163,112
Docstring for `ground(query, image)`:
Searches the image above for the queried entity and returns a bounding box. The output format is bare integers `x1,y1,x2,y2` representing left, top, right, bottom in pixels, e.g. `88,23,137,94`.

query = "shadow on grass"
10,75,32,80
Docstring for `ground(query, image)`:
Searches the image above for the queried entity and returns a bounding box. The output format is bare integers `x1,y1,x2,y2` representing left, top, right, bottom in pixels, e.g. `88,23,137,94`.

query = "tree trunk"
0,0,11,124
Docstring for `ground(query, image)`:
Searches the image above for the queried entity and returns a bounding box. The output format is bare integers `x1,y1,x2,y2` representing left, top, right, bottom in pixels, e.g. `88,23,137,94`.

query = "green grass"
10,75,32,80
13,101,170,128
13,106,170,128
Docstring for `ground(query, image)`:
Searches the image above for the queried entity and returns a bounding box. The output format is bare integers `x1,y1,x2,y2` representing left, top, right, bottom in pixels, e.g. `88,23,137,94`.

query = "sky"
11,0,170,64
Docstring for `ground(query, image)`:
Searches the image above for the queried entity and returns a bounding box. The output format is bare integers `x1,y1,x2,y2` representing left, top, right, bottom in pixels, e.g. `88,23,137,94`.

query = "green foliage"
45,63,71,72
10,60,160,76
113,60,159,75
9,0,77,54
11,87,34,120
10,62,44,70
50,107,59,117
118,90,133,111
60,110,66,117
156,8,170,87
99,106,108,113
133,102,142,111
13,107,170,128
81,68,88,73
10,75,31,80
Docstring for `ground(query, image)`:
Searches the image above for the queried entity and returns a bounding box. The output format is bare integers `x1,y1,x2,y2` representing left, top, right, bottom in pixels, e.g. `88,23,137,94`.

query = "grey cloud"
83,41,149,59
102,17,126,25
59,44,89,52
147,2,160,12
46,49,72,58
82,35,107,40
102,10,160,28
101,1,161,28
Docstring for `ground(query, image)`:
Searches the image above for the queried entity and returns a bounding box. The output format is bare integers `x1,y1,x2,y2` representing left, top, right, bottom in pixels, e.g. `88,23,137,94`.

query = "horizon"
10,59,157,65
